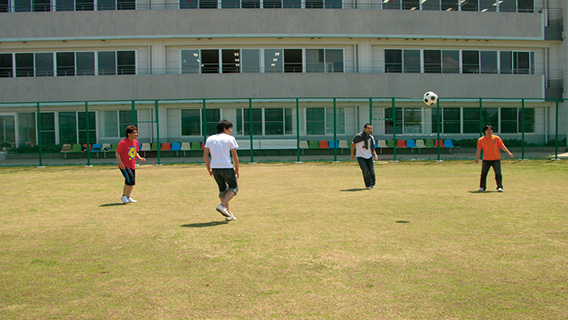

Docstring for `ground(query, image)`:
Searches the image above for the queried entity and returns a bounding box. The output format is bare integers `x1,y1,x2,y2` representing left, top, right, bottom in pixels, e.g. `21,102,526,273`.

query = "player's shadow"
468,190,496,193
181,221,229,228
99,203,126,207
340,188,367,192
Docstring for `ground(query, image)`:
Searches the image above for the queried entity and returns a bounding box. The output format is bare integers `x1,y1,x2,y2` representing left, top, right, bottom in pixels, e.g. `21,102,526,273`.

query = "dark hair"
125,125,138,137
216,119,233,133
482,124,493,134
364,123,372,128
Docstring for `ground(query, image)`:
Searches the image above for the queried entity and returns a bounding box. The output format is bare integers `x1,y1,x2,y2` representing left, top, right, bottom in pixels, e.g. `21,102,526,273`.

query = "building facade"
0,0,566,149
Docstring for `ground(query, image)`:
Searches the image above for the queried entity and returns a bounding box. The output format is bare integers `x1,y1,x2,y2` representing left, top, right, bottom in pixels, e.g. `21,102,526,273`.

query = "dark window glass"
482,108,499,132
35,53,54,77
500,0,515,12
325,49,343,73
15,0,31,11
199,0,217,8
241,109,262,136
76,52,95,76
57,52,75,76
76,0,94,10
501,108,517,133
117,0,135,9
222,49,240,74
0,0,10,12
519,108,535,133
284,49,302,73
305,0,323,8
385,49,402,73
404,50,420,73
56,0,74,11
518,0,533,12
39,113,56,146
201,50,219,74
0,53,13,77
263,0,281,8
443,108,460,134
180,0,198,9
442,50,459,73
119,110,137,130
242,0,260,7
306,49,324,73
59,112,77,144
16,53,34,78
265,109,284,135
204,109,220,136
306,108,325,135
181,109,201,136
461,0,477,11
421,0,440,10
325,0,342,8
500,51,512,74
441,0,457,10
18,113,36,146
98,51,116,76
117,51,136,75
34,0,51,11
402,0,419,10
462,50,479,74
424,50,441,73
384,0,400,9
282,0,300,7
385,107,403,134
480,51,497,74
463,108,480,134
98,0,115,10
78,111,96,144
181,50,200,73
222,0,239,8
514,52,530,74
479,0,495,12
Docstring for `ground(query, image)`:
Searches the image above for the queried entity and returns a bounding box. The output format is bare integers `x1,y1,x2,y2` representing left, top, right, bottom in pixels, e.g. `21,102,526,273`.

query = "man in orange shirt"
475,125,514,192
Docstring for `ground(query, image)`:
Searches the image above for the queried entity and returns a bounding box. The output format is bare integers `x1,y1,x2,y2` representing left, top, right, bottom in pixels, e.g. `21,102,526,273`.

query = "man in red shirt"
475,125,514,192
115,125,145,203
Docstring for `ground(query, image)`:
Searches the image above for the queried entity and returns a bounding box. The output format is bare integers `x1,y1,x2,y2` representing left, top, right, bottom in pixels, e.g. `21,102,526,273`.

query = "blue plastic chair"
444,139,455,148
406,140,417,148
91,144,102,152
170,142,181,151
329,141,337,149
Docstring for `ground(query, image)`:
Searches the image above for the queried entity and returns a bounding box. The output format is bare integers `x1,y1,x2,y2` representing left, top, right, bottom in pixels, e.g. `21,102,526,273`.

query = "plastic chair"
328,141,337,149
406,140,417,148
434,139,445,148
308,141,319,149
181,142,191,157
110,143,118,152
191,142,202,151
160,142,171,151
319,140,329,149
61,144,72,159
91,144,102,152
70,144,82,153
299,141,309,149
171,142,181,151
151,143,159,151
377,140,388,148
415,140,426,148
387,140,395,148
140,143,151,157
101,144,111,151
425,139,435,148
339,140,349,149
444,139,455,148
396,140,407,148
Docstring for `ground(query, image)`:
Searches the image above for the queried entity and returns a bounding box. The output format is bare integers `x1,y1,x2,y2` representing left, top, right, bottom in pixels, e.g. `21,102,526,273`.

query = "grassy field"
0,160,567,319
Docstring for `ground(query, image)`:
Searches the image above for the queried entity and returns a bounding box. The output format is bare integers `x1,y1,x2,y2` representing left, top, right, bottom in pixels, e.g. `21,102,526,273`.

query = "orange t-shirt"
477,135,504,160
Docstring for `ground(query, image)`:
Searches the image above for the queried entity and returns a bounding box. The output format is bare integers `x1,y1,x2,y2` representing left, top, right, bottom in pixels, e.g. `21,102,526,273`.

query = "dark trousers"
480,160,503,189
357,157,376,188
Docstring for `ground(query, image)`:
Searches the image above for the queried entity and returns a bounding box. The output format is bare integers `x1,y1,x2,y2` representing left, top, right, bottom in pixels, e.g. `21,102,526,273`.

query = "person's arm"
372,149,379,161
115,151,125,169
231,148,239,178
475,147,481,164
350,143,356,160
501,145,514,158
136,153,146,162
203,147,213,177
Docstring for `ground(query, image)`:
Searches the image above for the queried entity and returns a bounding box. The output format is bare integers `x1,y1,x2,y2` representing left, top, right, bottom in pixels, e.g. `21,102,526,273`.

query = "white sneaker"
225,213,237,221
366,186,372,190
121,196,129,203
128,197,137,203
216,204,230,217
497,188,503,192
479,188,486,192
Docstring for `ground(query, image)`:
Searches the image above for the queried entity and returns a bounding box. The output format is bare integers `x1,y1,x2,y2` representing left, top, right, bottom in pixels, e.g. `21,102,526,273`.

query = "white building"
0,0,565,151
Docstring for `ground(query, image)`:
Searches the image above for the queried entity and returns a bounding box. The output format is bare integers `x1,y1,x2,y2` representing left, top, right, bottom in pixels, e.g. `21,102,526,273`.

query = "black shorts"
212,168,238,198
120,167,136,186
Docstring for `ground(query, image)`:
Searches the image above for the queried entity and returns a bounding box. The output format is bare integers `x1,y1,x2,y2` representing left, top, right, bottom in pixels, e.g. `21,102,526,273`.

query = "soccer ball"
423,91,438,106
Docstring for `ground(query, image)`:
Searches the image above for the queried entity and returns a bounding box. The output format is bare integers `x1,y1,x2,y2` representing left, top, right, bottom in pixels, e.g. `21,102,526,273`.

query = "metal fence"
0,96,565,167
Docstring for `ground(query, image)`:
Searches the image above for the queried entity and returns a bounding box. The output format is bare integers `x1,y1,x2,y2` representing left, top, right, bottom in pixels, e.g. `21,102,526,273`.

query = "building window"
242,0,260,8
306,107,344,135
441,0,458,11
57,52,75,76
98,51,116,76
265,49,283,73
462,51,479,74
39,112,56,145
222,49,240,74
56,0,75,11
442,50,460,73
201,50,219,74
35,53,54,77
404,50,420,73
182,50,200,74
479,0,496,12
0,54,12,77
402,0,419,10
480,51,497,74
18,113,36,146
264,0,281,8
15,53,34,77
500,51,512,74
78,111,96,144
117,51,136,75
442,108,460,134
305,0,323,8
59,112,77,144
181,109,201,136
0,0,10,12
384,0,400,9
76,0,94,10
385,107,422,134
265,108,293,135
513,51,530,74
284,49,302,73
385,49,402,73
222,0,240,8
385,108,402,134
283,0,301,8
241,49,260,73
424,50,441,73
77,52,95,76
237,108,262,135
461,0,478,11
421,0,440,10
0,115,16,145
203,109,221,136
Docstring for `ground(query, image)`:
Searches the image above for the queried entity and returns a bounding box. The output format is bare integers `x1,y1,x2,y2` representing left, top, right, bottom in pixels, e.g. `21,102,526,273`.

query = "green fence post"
131,100,137,126
436,98,441,162
249,98,254,163
369,98,373,126
36,102,43,167
202,99,207,145
555,99,559,160
479,98,483,135
85,101,92,167
521,99,525,160
155,100,160,165
392,98,397,162
333,98,337,162
296,98,301,163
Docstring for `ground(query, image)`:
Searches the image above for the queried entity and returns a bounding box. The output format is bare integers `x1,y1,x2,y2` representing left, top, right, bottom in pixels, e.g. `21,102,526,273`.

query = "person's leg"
492,160,503,189
366,157,376,187
221,168,238,208
480,160,491,190
124,185,134,197
357,157,372,188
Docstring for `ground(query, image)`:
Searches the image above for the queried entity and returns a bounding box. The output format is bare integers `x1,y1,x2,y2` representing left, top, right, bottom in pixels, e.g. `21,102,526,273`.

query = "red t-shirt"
116,138,140,169
477,135,504,161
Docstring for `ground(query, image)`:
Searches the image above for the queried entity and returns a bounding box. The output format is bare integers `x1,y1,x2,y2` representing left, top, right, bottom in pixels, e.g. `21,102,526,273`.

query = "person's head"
216,119,233,134
482,124,494,136
363,123,373,134
125,125,138,139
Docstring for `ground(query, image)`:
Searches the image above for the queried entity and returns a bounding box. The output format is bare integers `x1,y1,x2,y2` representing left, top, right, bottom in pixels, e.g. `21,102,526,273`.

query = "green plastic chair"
387,140,395,148
191,142,202,151
70,144,82,153
425,139,435,148
308,140,319,149
151,143,159,151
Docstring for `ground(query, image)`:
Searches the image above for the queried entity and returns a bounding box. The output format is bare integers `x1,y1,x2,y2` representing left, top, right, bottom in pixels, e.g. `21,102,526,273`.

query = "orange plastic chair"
396,140,407,148
319,140,330,149
435,139,446,148
160,142,171,151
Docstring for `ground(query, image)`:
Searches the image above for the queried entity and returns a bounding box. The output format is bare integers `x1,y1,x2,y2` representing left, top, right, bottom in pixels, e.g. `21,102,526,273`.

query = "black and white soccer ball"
423,91,438,106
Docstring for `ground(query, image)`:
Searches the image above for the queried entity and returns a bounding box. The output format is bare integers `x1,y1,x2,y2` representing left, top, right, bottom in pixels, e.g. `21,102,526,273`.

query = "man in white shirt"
203,120,240,221
350,123,379,190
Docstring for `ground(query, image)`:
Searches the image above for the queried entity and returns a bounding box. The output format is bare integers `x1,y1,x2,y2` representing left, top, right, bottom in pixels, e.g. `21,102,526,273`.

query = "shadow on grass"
340,188,367,192
395,221,410,224
99,203,126,207
468,190,497,193
181,221,229,228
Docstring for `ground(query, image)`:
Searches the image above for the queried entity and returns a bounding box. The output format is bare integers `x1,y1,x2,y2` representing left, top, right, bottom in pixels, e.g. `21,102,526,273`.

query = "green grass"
1,160,567,319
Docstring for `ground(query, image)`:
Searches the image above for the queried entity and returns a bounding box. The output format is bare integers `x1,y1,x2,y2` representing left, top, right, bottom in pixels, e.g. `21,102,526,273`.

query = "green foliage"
11,144,63,154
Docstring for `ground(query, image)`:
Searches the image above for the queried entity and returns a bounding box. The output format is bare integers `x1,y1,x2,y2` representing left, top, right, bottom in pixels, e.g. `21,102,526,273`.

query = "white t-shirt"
354,137,374,159
205,133,239,169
